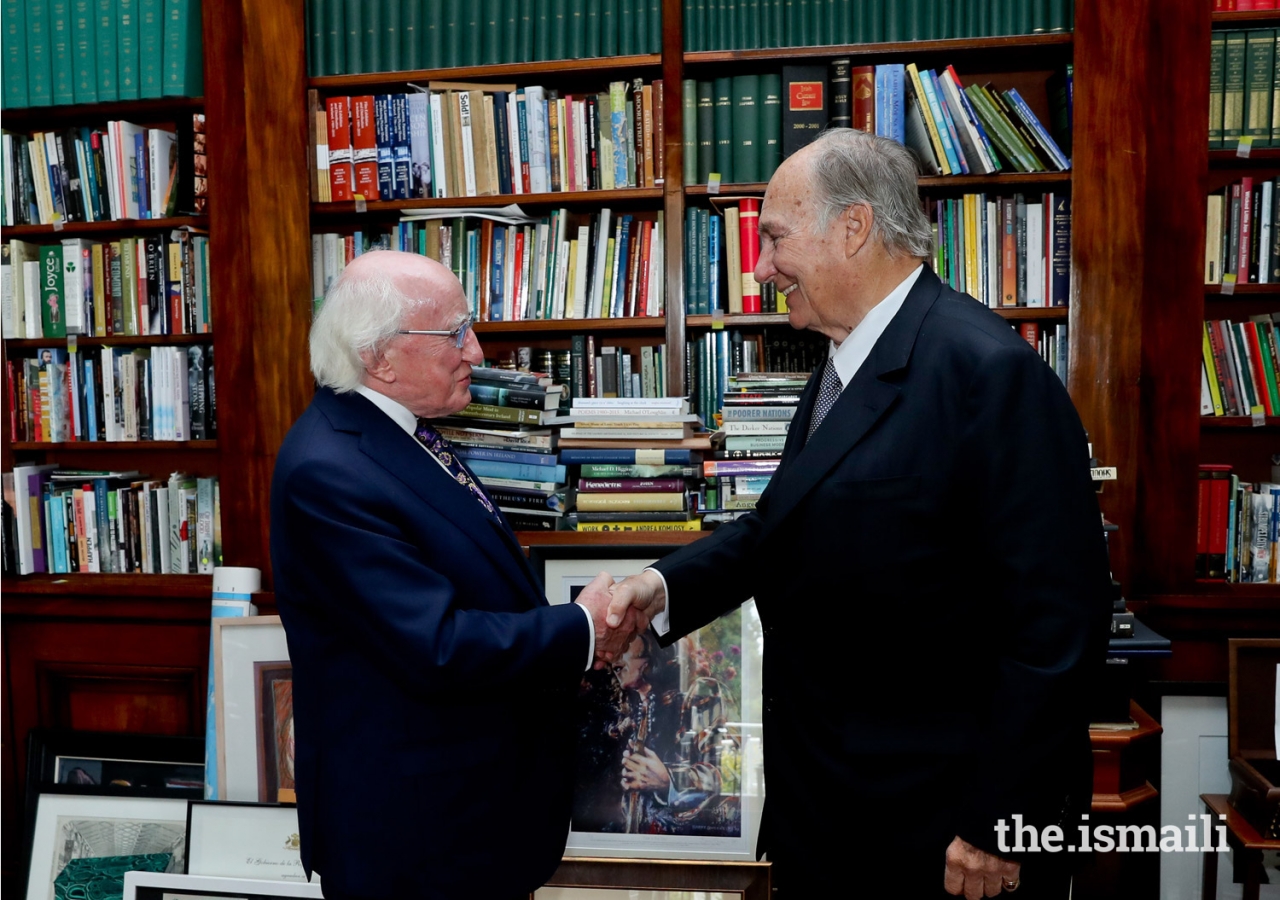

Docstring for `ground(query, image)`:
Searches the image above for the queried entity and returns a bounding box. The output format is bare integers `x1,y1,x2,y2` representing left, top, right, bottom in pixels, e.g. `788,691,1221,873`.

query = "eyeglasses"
397,316,474,350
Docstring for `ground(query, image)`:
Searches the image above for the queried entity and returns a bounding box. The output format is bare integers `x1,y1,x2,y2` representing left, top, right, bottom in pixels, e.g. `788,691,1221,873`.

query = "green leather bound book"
464,0,481,64
534,0,549,60
732,74,760,182
760,73,782,179
49,0,76,105
726,0,739,50
951,0,966,37
327,0,344,74
904,0,919,40
989,0,1002,35
649,0,660,52
850,0,864,42
634,0,648,54
714,76,734,182
796,0,811,47
1047,0,1065,31
137,0,162,99
71,0,97,104
483,0,501,64
365,0,382,70
585,0,600,56
552,0,567,58
1015,0,1030,35
383,0,401,71
308,0,326,75
683,80,698,183
1030,0,1046,32
115,0,137,100
922,0,937,39
601,0,617,55
162,0,203,96
975,0,988,36
569,0,585,59
883,0,900,42
769,0,783,48
3,0,29,107
866,0,882,42
344,0,364,73
1245,29,1274,145
746,0,762,49
836,0,851,43
697,80,715,182
401,0,419,70
518,0,533,61
502,0,517,61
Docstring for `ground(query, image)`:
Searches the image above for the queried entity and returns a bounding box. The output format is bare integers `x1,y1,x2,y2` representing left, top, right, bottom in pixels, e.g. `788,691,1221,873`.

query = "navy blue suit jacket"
653,268,1113,879
270,387,588,899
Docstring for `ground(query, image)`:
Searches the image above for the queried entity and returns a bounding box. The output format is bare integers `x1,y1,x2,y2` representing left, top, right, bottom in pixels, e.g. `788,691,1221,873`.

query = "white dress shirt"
354,385,596,669
647,264,924,636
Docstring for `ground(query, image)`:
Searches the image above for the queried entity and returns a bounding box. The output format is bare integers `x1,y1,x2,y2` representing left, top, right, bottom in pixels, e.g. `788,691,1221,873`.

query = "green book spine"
600,0,616,55
1270,33,1280,146
617,0,632,55
990,0,1003,35
797,0,811,46
71,0,97,104
308,0,324,75
730,0,742,50
3,0,29,108
50,0,76,105
364,0,381,71
569,0,585,58
922,0,938,39
162,0,202,96
586,0,600,56
850,0,864,42
41,244,67,338
953,0,968,37
501,0,517,62
327,0,344,74
683,79,698,184
1246,29,1275,145
344,0,364,73
769,0,783,47
1030,0,1046,32
402,0,419,70
115,0,137,99
749,0,763,49
905,0,919,40
1224,31,1249,147
137,0,162,99
1047,0,1064,30
384,0,400,71
732,74,760,182
552,0,567,58
836,0,851,43
518,0,533,61
1016,0,1030,34
760,72,782,179
881,0,897,42
650,0,660,52
974,0,987,37
635,0,648,53
483,0,501,64
714,76,734,181
682,0,692,49
697,80,715,182
535,0,550,59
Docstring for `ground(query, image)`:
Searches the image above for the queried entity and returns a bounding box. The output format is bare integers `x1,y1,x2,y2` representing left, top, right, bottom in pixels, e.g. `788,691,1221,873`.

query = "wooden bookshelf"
2,572,214,598
1205,283,1280,295
683,32,1074,65
475,317,667,334
1211,9,1280,26
1200,417,1280,429
3,334,214,350
309,54,664,91
311,189,664,217
685,172,1072,196
0,216,209,238
9,441,218,451
1,96,205,129
1207,147,1280,166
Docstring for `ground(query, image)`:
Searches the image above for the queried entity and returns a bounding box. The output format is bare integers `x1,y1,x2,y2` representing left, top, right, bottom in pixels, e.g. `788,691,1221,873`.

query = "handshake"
574,570,668,668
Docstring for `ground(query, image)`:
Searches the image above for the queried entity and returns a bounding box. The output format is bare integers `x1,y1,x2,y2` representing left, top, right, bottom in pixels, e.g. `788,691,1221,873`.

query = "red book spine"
512,229,526,319
636,220,653,316
578,478,686,492
739,198,762,314
653,80,665,186
1239,176,1254,280
1002,197,1017,306
1197,474,1211,575
1209,475,1231,571
1018,322,1039,347
852,66,876,134
326,97,354,202
350,96,380,200
1244,321,1274,414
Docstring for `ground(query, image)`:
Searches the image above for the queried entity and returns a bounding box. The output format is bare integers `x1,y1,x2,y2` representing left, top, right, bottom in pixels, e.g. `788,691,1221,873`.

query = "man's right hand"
606,570,667,633
575,571,642,665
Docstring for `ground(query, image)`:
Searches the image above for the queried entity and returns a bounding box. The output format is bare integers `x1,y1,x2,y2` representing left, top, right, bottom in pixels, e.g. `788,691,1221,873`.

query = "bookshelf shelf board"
1212,10,1280,26
309,55,664,92
1,216,209,239
686,184,768,196
1208,148,1280,166
2,96,204,129
475,317,666,334
683,32,1074,66
687,314,791,326
1132,585,1280,609
1205,283,1280,295
312,189,663,217
686,173,1072,196
3,572,213,598
518,530,706,547
4,334,213,350
10,440,218,451
1200,416,1280,429
993,306,1070,320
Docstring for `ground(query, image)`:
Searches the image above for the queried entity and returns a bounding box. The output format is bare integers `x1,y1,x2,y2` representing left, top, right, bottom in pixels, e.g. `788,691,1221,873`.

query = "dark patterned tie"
807,358,843,443
413,419,500,518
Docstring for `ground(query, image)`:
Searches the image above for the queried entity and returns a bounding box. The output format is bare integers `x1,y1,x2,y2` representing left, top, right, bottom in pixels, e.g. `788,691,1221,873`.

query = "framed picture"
213,617,292,802
26,730,204,795
537,891,742,899
529,545,765,862
25,790,189,900
185,800,313,883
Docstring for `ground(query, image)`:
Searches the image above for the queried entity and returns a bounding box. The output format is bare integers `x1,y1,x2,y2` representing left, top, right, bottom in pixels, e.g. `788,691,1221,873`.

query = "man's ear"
363,349,396,385
843,204,874,258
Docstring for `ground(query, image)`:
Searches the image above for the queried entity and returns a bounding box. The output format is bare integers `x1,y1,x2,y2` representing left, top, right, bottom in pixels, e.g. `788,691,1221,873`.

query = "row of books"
1208,29,1280,150
1015,321,1069,384
313,209,665,322
681,76,782,186
7,343,216,444
8,465,220,576
2,234,212,340
304,0,663,77
318,80,664,204
1201,316,1280,418
686,329,828,424
1204,177,1280,285
1196,465,1278,584
684,198,775,315
683,0,1074,51
0,0,204,109
929,192,1072,309
1,119,201,226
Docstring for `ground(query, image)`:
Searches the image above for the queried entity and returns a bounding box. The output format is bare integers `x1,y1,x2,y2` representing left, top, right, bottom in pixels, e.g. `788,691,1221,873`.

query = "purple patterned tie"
413,419,499,518
807,358,843,443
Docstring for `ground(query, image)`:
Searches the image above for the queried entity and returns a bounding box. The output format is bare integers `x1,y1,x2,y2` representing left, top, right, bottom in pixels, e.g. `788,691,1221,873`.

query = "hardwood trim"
1204,283,1280,294
309,55,663,91
1200,417,1280,429
1,216,208,238
4,334,214,350
3,574,213,599
9,441,217,451
312,188,663,216
687,314,791,327
475,318,667,334
1208,147,1280,165
685,172,1072,196
1090,782,1160,813
662,0,687,396
683,32,1074,65
546,858,770,900
1211,10,1280,26
1,97,204,129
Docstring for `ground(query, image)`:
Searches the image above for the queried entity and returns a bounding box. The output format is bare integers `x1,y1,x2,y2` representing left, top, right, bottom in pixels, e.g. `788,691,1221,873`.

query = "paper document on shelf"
400,204,536,224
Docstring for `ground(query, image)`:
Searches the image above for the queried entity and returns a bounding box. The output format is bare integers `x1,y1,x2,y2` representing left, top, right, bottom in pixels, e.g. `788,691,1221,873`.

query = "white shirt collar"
355,384,418,434
828,264,923,388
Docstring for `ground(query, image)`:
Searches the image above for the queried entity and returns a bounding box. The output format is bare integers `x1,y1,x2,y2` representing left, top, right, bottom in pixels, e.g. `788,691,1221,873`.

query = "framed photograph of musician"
529,544,765,861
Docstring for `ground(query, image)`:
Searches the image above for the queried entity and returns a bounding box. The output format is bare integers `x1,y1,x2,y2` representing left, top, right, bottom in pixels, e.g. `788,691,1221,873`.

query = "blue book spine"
611,101,629,187
559,448,694,464
455,445,559,466
93,479,112,570
919,70,960,174
49,489,67,573
929,71,969,174
887,65,905,145
466,459,568,482
717,327,729,413
374,94,395,201
684,207,697,314
612,216,633,317
84,357,98,438
874,66,889,138
492,226,506,321
134,131,149,219
708,213,721,314
391,93,413,200
954,83,1000,172
1006,88,1070,170
515,93,531,192
492,92,512,195
468,229,480,317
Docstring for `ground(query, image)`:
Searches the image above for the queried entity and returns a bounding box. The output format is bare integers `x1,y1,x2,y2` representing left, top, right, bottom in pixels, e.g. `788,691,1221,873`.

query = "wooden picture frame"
212,617,291,802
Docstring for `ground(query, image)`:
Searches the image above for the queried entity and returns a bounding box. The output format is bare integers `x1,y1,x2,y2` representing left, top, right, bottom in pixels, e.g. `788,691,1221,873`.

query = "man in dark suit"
271,251,635,900
605,129,1113,899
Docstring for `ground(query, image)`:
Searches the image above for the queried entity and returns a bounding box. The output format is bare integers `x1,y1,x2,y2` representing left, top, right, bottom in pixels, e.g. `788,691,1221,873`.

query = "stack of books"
1204,177,1280,286
1195,464,1280,584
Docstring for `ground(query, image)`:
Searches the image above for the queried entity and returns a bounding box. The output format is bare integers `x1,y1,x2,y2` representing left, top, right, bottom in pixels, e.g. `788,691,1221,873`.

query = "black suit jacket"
653,268,1112,875
270,387,589,899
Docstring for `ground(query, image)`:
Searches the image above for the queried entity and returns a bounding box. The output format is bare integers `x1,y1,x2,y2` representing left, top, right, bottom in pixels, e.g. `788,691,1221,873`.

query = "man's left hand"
943,836,1021,899
575,571,643,665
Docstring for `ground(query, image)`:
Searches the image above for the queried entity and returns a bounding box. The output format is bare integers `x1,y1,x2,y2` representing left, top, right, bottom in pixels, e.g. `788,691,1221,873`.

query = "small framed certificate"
184,801,316,884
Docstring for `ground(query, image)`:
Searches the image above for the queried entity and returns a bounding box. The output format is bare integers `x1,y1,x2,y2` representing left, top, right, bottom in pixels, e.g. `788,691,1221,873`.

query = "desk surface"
1202,794,1280,851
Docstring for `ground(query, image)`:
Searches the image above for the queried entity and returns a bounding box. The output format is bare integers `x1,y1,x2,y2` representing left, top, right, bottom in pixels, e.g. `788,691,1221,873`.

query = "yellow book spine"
906,64,950,176
92,243,107,337
574,492,686,511
1203,322,1225,417
574,520,702,532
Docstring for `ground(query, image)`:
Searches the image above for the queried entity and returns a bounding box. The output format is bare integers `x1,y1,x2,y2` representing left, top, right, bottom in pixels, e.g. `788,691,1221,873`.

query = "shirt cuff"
576,600,595,671
643,567,671,637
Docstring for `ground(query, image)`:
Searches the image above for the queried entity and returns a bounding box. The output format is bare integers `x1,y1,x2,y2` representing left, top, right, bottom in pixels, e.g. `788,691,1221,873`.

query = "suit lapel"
760,269,943,537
